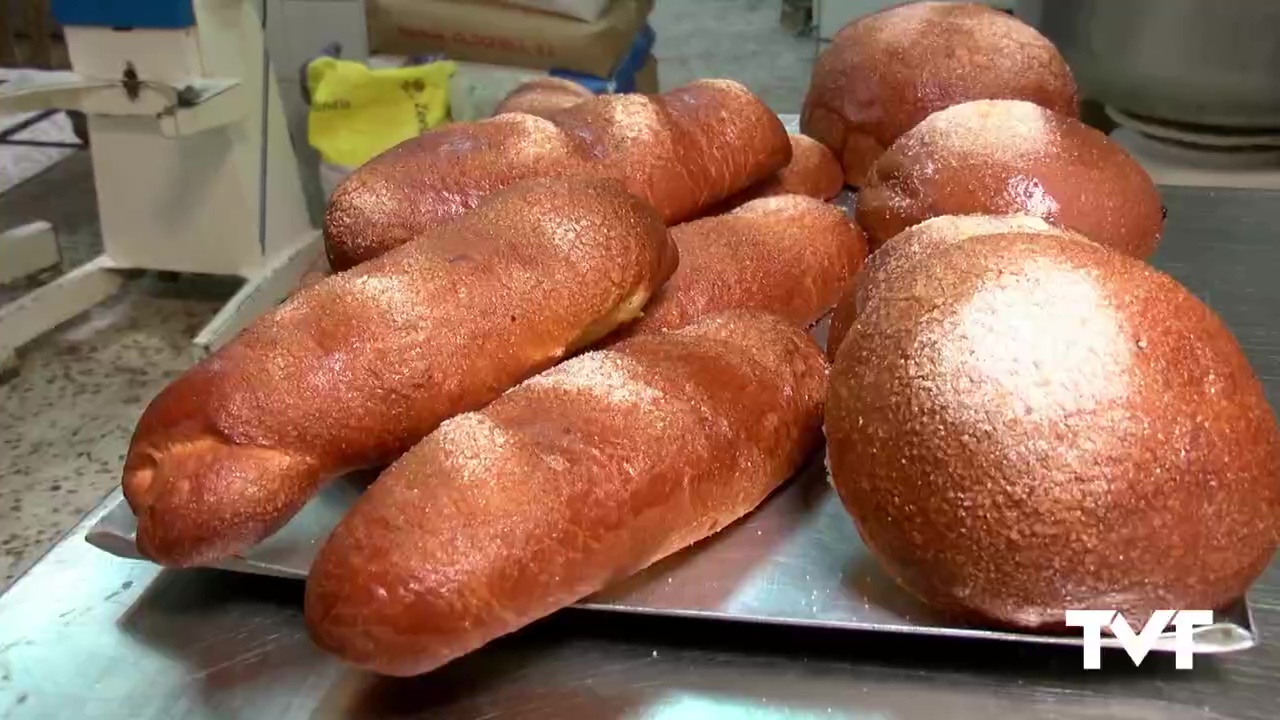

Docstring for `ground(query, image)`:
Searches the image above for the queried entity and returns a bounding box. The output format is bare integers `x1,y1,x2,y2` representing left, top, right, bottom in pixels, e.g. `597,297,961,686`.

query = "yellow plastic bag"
306,57,456,169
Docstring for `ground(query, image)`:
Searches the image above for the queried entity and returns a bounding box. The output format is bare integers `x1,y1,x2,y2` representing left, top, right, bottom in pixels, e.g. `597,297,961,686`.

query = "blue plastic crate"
52,0,196,30
550,24,656,95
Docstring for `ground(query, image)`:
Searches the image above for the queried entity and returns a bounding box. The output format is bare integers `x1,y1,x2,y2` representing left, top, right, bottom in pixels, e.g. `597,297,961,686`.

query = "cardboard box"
367,0,654,78
443,52,657,121
499,0,612,21
635,53,658,93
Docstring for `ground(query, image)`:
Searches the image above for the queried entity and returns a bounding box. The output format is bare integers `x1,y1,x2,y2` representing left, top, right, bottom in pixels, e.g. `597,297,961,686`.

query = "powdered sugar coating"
306,312,828,676
826,230,1279,630
326,79,790,271
826,213,1087,361
855,99,1164,258
122,178,677,567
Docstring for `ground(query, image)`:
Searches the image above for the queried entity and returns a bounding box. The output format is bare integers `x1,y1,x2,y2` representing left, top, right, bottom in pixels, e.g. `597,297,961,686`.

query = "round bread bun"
801,2,1078,186
736,134,846,203
825,213,1079,361
708,134,845,216
826,230,1279,631
856,99,1165,258
493,77,593,119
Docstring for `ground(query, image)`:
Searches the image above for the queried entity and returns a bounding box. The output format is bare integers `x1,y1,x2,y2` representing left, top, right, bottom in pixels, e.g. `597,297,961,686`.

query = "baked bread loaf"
617,194,868,339
325,79,790,271
802,1,1078,185
303,143,848,309
306,312,828,676
826,213,1075,360
122,178,677,567
826,230,1279,630
725,134,844,205
856,99,1165,258
295,252,333,295
493,77,594,119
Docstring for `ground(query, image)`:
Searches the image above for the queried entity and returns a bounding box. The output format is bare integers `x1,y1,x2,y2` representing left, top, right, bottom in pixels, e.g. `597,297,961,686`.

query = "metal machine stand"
0,0,320,370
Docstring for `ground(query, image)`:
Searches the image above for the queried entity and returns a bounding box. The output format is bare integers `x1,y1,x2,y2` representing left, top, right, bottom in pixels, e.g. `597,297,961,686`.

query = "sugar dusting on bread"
304,312,828,676
899,100,1054,165
524,351,666,408
801,1,1078,184
855,99,1164,257
326,80,791,270
616,194,868,339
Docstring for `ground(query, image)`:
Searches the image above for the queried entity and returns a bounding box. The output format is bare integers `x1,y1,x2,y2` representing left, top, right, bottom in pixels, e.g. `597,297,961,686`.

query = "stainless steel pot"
1015,0,1280,130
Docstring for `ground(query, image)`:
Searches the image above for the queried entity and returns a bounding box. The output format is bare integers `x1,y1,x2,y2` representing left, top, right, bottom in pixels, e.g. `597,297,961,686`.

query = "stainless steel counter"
2,186,1279,719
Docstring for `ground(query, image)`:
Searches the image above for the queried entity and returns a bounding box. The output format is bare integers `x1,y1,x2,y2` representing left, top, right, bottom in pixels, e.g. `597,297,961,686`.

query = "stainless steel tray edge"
84,463,1259,656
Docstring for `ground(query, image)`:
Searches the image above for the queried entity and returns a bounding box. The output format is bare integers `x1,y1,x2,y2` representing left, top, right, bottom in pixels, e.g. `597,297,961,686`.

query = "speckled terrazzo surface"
0,0,817,590
0,153,236,588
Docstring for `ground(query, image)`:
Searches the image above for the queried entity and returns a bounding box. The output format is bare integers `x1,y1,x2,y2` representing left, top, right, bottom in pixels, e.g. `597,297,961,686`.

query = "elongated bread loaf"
292,79,598,294
492,99,841,205
122,178,677,567
324,79,790,271
295,134,840,296
616,194,867,339
305,312,828,676
493,77,594,118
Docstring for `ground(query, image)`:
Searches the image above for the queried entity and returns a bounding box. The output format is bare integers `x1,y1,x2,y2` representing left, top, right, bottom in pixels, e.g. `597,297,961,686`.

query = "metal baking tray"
82,113,1258,655
83,316,1258,657
82,442,1257,655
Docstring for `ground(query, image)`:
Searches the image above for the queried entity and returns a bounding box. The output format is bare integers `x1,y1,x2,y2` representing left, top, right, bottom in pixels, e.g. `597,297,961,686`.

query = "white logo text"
1064,609,1214,669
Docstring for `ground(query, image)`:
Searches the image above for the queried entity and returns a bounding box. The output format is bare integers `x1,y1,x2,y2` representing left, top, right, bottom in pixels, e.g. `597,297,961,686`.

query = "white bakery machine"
0,0,319,369
1107,111,1280,192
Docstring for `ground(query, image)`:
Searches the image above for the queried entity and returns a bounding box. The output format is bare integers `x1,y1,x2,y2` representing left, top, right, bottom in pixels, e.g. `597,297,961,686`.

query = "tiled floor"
653,0,819,113
0,0,819,588
0,156,238,586
0,108,77,196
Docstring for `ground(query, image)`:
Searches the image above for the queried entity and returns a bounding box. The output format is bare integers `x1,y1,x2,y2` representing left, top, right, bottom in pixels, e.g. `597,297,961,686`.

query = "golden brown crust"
619,194,868,340
722,134,845,208
826,213,1074,360
305,312,828,676
325,79,791,271
855,99,1164,258
826,230,1280,630
293,252,333,295
801,1,1078,186
122,178,678,567
767,134,846,199
493,77,594,119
